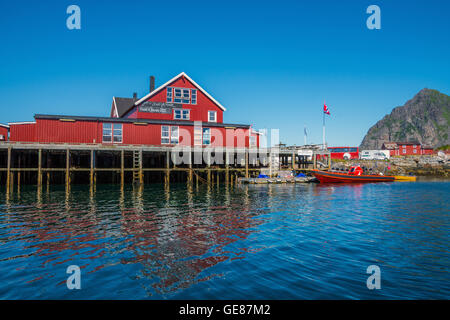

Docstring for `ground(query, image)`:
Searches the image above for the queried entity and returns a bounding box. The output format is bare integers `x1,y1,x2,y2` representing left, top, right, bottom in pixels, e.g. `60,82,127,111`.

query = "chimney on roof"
150,76,155,93
133,92,137,100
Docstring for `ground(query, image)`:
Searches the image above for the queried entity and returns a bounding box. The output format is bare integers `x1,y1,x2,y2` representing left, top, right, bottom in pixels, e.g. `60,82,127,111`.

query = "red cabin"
8,73,260,148
328,146,359,159
381,142,432,156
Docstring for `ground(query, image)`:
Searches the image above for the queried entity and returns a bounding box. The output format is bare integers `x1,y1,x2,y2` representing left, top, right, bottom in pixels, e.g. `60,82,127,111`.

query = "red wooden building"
0,124,8,141
8,73,260,148
381,141,433,156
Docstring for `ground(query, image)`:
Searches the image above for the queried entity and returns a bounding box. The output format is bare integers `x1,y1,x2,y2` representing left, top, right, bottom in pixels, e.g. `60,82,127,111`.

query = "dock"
0,142,331,191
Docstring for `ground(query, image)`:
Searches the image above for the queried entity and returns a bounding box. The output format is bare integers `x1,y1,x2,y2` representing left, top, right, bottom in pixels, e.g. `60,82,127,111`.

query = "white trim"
0,123,10,128
161,125,170,144
112,97,119,118
134,72,226,111
208,110,217,123
8,121,36,125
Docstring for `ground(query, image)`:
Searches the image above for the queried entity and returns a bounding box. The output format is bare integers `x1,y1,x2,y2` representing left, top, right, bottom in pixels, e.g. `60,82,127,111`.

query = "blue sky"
0,0,449,146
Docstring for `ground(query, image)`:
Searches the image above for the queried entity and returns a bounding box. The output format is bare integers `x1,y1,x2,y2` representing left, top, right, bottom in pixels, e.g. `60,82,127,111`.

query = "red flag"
323,103,330,115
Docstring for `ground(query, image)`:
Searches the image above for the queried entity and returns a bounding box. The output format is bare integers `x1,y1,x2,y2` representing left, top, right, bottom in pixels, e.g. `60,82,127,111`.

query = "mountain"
360,89,450,149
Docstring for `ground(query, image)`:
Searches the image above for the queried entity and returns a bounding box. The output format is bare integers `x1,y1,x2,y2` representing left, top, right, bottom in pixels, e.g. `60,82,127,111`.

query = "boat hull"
312,170,395,183
394,175,417,181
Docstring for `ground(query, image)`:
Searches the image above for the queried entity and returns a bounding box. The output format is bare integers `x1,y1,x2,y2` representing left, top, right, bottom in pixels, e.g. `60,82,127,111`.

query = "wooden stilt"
66,149,70,187
90,149,94,187
165,150,170,185
37,149,42,187
139,149,143,184
6,147,11,193
121,150,124,187
245,151,249,178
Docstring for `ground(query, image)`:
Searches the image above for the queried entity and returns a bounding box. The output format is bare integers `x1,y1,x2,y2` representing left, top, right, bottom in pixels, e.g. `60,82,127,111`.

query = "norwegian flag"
323,103,330,115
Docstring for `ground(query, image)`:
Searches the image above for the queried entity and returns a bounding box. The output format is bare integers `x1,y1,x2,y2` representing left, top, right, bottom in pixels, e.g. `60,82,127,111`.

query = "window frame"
102,123,113,143
203,128,211,145
171,126,179,144
113,123,123,143
161,125,170,144
208,111,217,123
167,87,173,103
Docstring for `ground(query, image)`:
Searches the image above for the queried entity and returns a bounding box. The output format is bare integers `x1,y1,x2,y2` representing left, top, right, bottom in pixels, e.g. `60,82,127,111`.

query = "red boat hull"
312,170,395,183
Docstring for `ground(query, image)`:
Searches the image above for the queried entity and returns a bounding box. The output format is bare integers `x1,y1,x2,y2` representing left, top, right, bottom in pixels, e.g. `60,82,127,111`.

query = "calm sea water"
0,181,449,299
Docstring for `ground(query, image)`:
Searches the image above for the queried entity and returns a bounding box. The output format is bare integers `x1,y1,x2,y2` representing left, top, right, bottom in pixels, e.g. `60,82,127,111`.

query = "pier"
0,142,331,190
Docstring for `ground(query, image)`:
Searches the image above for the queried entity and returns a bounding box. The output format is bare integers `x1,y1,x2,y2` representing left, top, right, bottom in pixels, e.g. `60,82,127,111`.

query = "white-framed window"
208,111,217,122
167,87,198,104
182,89,190,104
249,135,256,147
194,126,202,146
113,123,123,143
167,87,173,103
161,126,170,144
191,89,197,104
402,149,406,154
161,126,179,144
103,123,112,142
174,88,182,103
103,123,123,143
174,109,190,120
203,128,211,145
171,126,179,144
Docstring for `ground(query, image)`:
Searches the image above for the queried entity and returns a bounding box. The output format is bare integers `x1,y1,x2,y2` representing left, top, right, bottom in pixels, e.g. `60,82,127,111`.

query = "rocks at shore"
331,154,450,177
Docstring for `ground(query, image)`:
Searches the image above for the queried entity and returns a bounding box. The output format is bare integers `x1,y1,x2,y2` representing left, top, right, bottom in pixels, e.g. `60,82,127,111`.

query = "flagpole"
304,125,307,145
323,102,326,149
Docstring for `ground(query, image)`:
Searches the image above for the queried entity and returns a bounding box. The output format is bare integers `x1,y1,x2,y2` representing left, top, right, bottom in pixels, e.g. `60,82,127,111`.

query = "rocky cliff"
360,89,450,149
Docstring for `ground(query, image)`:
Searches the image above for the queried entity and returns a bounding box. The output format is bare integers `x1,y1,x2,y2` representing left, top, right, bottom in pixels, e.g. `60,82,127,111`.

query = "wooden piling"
66,149,70,187
139,149,144,184
121,150,124,187
165,150,170,185
6,147,11,193
245,151,249,178
90,149,94,187
37,149,42,187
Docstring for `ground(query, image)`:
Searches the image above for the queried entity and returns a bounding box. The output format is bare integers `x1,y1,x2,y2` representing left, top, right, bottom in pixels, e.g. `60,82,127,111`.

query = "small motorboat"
313,166,395,183
393,175,417,181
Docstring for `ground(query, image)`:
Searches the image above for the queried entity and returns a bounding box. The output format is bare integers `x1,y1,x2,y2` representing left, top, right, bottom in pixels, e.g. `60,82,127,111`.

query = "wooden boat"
393,175,417,181
313,166,395,183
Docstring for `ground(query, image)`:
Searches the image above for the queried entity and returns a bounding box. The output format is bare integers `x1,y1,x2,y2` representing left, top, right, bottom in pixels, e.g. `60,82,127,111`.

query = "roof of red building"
395,141,421,145
113,97,138,118
131,72,227,114
34,114,251,129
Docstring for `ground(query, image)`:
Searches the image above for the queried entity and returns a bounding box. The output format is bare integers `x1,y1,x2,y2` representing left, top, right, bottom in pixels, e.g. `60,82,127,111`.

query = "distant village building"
381,141,433,156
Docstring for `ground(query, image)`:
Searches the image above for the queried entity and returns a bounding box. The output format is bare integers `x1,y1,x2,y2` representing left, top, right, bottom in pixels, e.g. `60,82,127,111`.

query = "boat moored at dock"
313,166,395,183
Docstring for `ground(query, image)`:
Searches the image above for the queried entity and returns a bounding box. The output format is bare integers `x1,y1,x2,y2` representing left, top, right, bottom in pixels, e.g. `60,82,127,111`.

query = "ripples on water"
0,181,449,299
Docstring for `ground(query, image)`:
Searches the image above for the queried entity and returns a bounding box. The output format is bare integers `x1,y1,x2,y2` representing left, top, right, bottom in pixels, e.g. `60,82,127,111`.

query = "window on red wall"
168,87,197,105
103,123,123,143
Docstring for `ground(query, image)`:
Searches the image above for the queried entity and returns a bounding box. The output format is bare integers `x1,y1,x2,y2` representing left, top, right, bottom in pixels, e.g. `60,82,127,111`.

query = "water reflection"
0,183,267,297
0,181,448,299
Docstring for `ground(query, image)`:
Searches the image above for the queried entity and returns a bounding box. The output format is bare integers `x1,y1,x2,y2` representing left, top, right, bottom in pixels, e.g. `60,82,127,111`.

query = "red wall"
9,119,258,148
9,123,36,142
124,76,224,123
0,126,8,141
